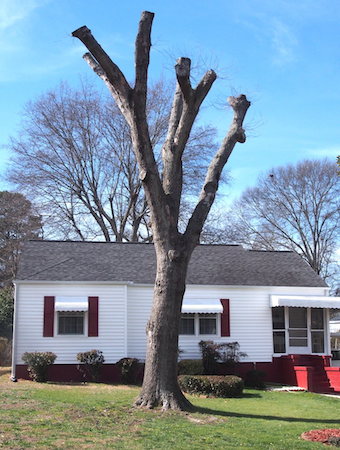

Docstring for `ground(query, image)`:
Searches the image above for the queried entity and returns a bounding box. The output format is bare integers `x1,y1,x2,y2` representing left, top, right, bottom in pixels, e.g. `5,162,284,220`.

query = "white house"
11,241,340,391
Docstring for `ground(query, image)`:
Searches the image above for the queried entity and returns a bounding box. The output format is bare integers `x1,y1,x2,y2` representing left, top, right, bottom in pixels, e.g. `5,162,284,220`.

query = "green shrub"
77,350,105,382
199,340,247,375
218,342,247,371
178,374,244,398
178,359,203,375
0,337,12,366
199,341,220,374
244,369,266,389
22,351,57,382
116,357,140,384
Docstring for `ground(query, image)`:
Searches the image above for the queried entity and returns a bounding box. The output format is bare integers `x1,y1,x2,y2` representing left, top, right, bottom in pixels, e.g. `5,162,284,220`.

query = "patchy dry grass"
0,367,339,449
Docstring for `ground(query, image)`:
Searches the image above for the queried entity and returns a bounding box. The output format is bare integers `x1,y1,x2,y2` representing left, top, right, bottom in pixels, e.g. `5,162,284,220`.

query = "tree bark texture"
72,11,250,410
135,245,193,410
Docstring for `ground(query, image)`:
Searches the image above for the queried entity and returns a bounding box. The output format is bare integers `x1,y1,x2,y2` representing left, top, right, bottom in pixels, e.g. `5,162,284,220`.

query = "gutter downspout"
10,282,18,382
124,284,128,357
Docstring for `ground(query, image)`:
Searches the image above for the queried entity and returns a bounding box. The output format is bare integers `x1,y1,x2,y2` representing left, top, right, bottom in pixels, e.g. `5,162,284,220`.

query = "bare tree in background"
0,192,42,286
8,81,218,242
72,11,250,410
226,159,339,281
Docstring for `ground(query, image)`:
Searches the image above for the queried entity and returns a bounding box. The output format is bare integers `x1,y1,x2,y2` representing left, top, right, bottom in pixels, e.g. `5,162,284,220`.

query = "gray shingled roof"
16,240,327,287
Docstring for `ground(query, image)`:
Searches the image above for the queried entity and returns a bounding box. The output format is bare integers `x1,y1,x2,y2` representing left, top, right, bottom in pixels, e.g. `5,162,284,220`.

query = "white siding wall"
126,286,153,359
15,283,127,365
126,284,327,363
15,282,327,365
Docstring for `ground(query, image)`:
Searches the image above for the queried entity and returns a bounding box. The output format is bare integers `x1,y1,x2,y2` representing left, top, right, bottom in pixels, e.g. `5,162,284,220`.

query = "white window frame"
55,311,87,337
179,313,219,337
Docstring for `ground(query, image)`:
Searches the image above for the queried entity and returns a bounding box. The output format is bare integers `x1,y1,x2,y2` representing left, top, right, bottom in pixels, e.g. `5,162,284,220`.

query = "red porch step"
278,355,339,393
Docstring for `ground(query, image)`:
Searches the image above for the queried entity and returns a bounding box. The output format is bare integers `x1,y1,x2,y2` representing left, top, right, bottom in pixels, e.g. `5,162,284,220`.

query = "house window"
272,307,285,329
272,307,286,353
311,331,324,353
311,308,324,329
179,313,217,336
289,307,307,329
273,331,286,353
58,311,84,335
179,314,195,335
199,315,217,335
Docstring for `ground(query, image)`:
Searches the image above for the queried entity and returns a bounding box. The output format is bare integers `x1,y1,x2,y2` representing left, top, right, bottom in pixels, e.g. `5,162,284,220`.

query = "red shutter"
43,296,55,337
220,299,230,337
88,296,99,337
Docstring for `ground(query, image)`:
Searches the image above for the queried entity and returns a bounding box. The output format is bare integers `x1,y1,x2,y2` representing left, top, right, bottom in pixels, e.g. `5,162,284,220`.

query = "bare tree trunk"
135,245,192,409
72,11,250,411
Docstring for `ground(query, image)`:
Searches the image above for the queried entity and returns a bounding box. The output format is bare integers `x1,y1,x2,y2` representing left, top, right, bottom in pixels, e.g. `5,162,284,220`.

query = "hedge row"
178,374,244,397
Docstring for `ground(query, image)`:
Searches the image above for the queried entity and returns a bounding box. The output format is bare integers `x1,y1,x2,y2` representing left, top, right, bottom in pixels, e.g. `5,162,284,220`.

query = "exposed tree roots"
134,391,194,411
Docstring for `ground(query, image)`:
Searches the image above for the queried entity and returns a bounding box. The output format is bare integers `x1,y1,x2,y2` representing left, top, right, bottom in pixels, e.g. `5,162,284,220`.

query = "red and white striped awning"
270,295,340,309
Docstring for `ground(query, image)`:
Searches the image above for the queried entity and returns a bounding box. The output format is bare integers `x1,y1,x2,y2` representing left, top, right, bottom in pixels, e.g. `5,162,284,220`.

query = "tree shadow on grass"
194,405,340,424
240,393,262,398
46,381,87,386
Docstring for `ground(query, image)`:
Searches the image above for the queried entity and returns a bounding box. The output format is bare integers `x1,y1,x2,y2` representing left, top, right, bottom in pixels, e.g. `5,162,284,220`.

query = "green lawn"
0,367,339,449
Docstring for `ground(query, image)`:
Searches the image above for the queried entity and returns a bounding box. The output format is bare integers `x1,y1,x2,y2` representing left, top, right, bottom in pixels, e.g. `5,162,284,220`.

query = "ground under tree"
72,11,250,410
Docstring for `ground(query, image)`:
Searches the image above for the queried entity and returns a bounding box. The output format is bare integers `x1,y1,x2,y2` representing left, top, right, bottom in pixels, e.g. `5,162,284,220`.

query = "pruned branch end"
228,94,251,113
228,95,251,143
72,25,91,39
175,57,191,77
175,57,192,102
135,11,155,95
83,53,104,76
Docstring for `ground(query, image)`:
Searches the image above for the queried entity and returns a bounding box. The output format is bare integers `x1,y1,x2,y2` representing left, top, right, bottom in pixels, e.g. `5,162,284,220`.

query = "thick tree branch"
73,14,171,245
163,84,183,153
171,69,217,162
134,11,154,103
175,58,193,102
185,94,250,245
72,26,132,104
194,69,217,109
161,64,217,224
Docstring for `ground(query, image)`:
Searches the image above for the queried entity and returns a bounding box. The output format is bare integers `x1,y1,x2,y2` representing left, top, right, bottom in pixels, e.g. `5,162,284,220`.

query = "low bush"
178,374,244,398
198,341,220,374
218,342,248,373
0,337,12,366
22,351,57,382
178,359,203,375
77,350,105,382
199,340,247,375
244,369,266,389
116,357,140,384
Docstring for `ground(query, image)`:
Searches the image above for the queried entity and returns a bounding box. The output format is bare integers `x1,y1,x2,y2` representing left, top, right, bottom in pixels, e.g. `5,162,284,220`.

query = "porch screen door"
288,307,309,353
311,308,324,353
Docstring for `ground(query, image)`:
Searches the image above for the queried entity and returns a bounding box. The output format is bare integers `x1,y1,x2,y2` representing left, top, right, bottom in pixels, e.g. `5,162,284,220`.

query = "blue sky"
0,0,339,202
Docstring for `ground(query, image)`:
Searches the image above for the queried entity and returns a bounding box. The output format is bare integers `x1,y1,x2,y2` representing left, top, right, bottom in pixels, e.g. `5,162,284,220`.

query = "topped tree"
72,11,250,410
